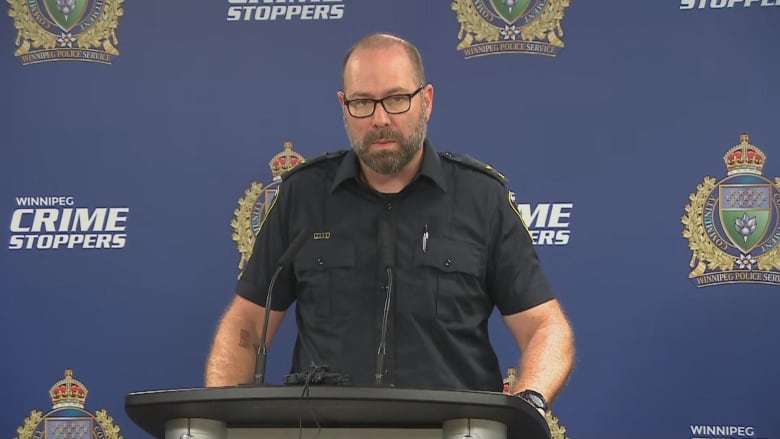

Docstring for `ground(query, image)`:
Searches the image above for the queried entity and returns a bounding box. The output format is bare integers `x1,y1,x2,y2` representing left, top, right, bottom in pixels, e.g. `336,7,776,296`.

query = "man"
205,32,574,414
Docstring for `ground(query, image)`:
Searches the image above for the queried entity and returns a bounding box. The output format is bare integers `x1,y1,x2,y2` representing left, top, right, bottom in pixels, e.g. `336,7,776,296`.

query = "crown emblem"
15,369,124,439
682,133,780,287
724,134,766,176
49,369,88,409
269,141,305,180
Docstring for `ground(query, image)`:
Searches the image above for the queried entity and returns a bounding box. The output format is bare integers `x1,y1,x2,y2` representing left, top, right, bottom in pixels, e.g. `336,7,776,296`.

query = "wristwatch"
514,389,549,413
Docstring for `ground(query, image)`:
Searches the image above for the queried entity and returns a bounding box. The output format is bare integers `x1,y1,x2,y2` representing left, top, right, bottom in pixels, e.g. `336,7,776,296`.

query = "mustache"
363,127,403,145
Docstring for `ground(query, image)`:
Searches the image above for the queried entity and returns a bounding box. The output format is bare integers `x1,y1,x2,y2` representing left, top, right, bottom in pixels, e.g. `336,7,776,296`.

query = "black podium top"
125,385,550,439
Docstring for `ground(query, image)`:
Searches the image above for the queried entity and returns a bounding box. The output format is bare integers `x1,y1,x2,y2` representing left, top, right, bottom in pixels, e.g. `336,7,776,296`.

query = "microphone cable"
297,364,323,439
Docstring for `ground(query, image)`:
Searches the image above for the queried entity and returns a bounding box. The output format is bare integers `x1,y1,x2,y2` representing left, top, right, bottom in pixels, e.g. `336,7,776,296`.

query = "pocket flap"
413,237,483,277
295,239,355,272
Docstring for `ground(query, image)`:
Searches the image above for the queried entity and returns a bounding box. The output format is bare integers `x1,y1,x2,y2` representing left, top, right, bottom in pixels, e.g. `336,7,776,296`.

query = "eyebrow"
346,86,414,99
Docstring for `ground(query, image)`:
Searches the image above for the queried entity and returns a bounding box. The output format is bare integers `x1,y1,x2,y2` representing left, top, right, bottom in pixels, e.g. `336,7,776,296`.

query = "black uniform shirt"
237,139,555,391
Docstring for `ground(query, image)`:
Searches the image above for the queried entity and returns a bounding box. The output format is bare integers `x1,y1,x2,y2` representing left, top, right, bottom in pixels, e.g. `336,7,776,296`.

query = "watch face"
519,390,547,410
526,393,545,408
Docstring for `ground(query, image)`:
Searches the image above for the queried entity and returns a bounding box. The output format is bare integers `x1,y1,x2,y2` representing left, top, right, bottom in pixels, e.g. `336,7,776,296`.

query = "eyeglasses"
342,85,425,118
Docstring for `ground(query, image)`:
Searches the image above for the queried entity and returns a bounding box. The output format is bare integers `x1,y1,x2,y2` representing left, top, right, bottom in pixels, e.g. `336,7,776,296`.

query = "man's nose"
371,102,391,127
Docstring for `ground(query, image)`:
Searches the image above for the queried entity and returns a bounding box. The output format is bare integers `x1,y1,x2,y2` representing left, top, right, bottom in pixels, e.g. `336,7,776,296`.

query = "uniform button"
316,257,324,266
443,258,452,267
385,202,392,210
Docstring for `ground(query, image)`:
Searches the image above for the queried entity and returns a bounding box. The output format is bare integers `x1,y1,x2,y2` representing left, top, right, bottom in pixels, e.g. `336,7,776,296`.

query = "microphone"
254,228,309,385
375,219,395,385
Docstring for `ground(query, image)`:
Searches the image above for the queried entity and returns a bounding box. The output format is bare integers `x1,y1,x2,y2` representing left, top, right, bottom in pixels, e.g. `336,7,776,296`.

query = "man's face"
339,45,433,175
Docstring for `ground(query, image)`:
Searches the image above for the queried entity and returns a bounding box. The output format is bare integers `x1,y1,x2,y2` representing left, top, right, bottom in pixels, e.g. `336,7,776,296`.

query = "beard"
345,105,427,175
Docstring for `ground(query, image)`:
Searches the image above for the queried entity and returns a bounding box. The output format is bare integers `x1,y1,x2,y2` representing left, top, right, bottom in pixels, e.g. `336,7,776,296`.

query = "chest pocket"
294,239,355,317
412,237,487,322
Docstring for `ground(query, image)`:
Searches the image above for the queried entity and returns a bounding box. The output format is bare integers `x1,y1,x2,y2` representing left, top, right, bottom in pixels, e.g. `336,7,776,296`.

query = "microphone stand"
254,264,284,385
252,228,309,385
374,219,395,385
375,266,393,385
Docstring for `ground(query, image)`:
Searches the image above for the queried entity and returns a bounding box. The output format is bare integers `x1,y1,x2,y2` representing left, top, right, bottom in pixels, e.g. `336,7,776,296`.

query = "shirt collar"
417,138,448,192
329,138,447,193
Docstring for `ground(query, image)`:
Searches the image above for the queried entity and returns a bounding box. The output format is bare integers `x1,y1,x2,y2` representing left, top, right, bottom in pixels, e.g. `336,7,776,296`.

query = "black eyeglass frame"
342,84,426,119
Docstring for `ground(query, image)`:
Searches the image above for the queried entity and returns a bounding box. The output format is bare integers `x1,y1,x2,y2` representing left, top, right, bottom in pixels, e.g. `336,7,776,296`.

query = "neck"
360,147,424,194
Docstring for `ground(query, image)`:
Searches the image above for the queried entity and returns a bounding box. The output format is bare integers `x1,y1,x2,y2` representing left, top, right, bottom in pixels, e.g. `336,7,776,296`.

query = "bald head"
342,33,426,88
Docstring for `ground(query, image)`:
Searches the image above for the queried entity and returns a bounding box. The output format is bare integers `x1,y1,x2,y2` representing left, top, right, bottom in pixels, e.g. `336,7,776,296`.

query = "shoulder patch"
440,152,506,185
281,150,348,180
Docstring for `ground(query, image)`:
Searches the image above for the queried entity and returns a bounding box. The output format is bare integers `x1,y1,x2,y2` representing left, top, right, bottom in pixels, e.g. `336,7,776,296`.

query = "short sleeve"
235,183,296,311
486,188,555,315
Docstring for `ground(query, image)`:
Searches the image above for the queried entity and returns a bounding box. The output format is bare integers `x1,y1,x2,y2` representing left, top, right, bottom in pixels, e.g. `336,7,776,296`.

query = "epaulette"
281,150,348,180
440,152,506,185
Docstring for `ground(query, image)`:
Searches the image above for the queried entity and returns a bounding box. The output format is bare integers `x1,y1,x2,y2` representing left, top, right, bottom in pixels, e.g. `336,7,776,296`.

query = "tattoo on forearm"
239,329,253,350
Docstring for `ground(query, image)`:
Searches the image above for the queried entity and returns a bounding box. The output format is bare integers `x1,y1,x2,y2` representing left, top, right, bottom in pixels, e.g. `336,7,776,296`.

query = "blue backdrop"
2,1,779,438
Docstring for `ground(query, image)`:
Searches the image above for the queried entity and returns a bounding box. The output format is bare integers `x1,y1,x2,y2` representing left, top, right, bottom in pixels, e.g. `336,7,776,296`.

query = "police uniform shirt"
236,139,555,391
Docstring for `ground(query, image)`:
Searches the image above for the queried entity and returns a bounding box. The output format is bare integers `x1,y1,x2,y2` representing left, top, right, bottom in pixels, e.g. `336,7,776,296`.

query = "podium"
125,386,550,439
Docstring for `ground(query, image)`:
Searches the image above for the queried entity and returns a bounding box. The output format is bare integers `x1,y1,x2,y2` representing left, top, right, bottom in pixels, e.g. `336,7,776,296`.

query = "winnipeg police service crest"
14,369,123,439
7,0,123,65
232,141,304,273
451,0,570,58
682,134,780,287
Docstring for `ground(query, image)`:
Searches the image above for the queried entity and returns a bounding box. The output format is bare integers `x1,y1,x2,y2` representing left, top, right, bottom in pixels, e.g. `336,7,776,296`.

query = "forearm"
510,319,574,402
205,314,259,387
